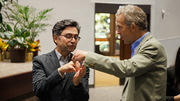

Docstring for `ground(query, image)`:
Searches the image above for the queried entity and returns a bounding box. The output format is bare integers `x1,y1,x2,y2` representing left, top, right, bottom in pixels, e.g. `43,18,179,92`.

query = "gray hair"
117,5,147,31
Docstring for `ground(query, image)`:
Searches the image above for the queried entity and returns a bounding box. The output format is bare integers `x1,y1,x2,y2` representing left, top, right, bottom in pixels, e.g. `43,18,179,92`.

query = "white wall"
154,0,180,67
154,0,180,39
159,37,180,67
18,0,180,85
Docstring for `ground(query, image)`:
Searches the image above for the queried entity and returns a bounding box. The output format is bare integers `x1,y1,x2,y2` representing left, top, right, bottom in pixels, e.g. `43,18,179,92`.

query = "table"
0,61,33,101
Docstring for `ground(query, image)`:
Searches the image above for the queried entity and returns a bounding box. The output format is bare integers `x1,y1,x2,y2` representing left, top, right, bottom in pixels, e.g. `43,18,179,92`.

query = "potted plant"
3,25,30,62
0,0,13,36
7,1,53,41
26,39,41,61
0,0,19,61
1,1,52,62
0,0,12,28
7,1,53,56
0,38,9,61
0,0,12,60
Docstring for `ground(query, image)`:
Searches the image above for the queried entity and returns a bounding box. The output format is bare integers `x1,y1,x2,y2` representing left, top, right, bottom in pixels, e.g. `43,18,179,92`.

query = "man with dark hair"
32,19,89,101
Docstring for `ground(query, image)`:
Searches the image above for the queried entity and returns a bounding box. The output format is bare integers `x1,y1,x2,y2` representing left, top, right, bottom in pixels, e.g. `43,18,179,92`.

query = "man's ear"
131,22,136,31
53,34,58,44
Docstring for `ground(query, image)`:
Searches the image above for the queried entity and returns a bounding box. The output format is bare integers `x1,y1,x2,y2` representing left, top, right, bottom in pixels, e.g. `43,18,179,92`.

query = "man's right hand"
58,61,76,77
72,50,88,63
73,62,87,86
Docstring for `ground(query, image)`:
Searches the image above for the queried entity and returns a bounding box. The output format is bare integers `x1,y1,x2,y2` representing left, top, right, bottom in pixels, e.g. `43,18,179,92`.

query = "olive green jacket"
84,33,167,101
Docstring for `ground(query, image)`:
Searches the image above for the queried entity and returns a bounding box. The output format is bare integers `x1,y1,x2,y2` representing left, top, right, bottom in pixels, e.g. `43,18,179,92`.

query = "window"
95,13,120,56
95,13,110,52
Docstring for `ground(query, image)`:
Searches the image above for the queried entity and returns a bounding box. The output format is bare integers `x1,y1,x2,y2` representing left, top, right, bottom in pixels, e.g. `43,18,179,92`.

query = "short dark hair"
52,19,81,44
52,19,81,36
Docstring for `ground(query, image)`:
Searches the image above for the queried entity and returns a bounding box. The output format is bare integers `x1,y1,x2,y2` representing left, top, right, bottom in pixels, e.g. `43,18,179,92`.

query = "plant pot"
33,51,38,58
0,53,4,61
26,52,33,62
5,51,10,59
10,48,26,63
33,46,39,57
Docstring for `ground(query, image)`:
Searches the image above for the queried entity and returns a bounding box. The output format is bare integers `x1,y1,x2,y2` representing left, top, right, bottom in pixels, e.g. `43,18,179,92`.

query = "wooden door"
119,39,131,85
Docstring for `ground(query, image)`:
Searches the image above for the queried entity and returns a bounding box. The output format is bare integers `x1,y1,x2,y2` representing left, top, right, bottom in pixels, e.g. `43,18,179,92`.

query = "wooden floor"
89,86,123,101
95,70,120,87
94,56,120,87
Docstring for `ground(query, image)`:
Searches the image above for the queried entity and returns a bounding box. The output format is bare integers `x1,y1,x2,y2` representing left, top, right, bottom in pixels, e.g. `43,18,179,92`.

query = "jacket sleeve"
32,56,64,97
84,42,166,78
70,67,90,101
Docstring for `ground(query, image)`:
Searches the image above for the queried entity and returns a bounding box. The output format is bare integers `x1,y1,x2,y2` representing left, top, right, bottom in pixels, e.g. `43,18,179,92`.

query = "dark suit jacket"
32,50,89,101
166,66,180,101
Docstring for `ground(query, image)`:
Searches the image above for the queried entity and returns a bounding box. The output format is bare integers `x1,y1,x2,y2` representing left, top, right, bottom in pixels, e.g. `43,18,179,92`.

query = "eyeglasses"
60,34,81,41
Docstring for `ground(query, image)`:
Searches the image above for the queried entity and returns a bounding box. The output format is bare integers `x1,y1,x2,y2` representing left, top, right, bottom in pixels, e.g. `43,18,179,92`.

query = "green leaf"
16,37,24,44
24,6,29,21
4,1,53,42
19,28,27,35
14,26,21,36
22,30,30,38
7,39,18,48
6,24,13,31
3,31,14,39
36,8,53,21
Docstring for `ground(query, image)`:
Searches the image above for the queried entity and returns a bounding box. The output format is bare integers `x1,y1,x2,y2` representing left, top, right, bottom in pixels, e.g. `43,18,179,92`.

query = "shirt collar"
55,49,71,61
131,32,149,56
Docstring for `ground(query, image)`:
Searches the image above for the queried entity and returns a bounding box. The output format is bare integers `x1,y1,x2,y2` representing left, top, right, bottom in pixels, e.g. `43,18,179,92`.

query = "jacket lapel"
48,49,60,70
122,33,153,99
134,33,153,55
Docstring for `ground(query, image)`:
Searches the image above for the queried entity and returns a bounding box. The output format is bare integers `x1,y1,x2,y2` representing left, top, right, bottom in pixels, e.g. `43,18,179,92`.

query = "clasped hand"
58,61,86,86
72,50,88,63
